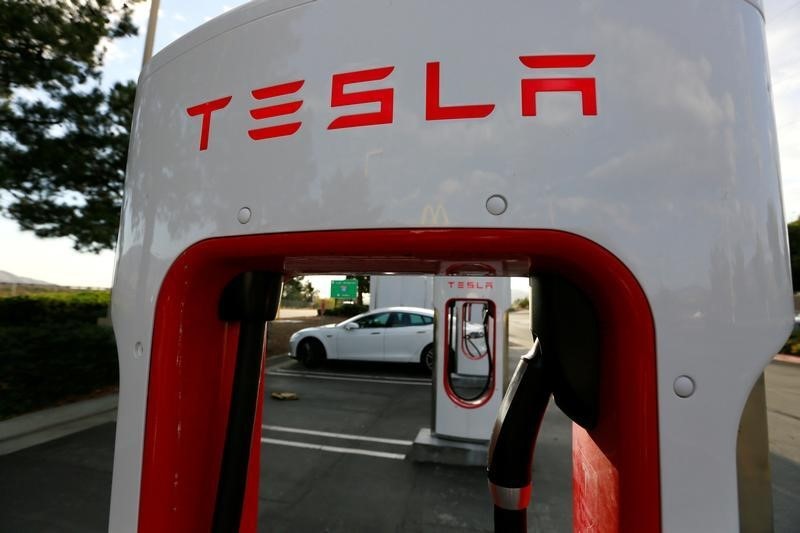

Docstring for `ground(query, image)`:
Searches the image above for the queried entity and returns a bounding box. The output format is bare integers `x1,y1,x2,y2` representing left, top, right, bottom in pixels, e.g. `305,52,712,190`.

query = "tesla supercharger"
109,0,791,531
432,274,510,442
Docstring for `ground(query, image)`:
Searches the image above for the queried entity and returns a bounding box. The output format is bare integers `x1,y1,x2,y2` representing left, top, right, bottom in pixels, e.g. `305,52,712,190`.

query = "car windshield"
336,314,365,327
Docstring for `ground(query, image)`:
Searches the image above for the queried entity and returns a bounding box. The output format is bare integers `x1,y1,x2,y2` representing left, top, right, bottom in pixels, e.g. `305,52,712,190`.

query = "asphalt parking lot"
0,353,572,533
1,351,798,531
258,356,571,532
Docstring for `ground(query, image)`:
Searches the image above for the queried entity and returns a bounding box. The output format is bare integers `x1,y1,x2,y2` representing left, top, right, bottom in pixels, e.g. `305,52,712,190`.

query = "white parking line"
268,369,431,386
262,425,413,446
260,437,406,460
270,367,430,383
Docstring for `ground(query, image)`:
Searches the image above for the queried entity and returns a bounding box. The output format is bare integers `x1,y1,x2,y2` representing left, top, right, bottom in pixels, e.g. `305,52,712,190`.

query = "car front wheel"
298,338,326,368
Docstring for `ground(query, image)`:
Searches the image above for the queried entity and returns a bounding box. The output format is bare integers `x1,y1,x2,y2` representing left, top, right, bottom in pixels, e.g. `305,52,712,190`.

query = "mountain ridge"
0,270,56,286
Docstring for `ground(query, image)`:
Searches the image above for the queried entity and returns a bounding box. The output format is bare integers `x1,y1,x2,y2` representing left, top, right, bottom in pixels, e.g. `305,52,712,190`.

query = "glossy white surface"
111,0,791,531
369,275,434,310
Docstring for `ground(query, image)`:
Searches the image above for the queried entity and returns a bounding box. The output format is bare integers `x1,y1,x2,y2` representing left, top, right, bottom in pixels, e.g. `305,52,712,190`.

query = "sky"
1,0,799,295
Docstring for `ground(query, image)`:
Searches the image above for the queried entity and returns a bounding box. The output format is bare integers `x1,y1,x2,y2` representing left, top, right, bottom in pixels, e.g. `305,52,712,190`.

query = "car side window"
416,314,433,325
409,314,431,326
355,312,390,329
388,312,413,328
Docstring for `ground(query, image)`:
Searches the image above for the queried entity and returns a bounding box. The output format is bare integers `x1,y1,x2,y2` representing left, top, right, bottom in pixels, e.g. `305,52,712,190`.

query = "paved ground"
0,423,115,532
259,358,571,533
274,307,318,319
0,356,571,533
765,361,800,533
507,309,533,348
766,361,800,463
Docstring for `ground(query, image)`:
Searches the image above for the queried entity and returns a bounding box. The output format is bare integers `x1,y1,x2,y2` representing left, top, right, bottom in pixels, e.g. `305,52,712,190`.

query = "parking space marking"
270,368,430,383
260,437,407,460
268,369,431,386
262,425,413,446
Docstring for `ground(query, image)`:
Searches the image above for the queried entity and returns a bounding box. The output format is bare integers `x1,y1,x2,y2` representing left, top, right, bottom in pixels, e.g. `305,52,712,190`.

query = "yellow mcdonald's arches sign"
419,203,450,226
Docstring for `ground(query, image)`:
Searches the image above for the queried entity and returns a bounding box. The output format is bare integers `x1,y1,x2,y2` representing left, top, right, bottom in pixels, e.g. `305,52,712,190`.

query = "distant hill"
0,270,55,286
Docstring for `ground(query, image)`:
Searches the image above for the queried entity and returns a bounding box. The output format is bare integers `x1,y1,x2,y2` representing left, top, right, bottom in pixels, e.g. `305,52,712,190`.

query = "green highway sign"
331,279,358,300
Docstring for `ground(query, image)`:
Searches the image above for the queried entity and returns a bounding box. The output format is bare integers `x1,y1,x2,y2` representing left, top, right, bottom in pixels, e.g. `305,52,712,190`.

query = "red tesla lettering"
519,54,597,116
186,96,232,151
328,66,395,130
248,80,305,141
186,53,600,147
425,62,494,120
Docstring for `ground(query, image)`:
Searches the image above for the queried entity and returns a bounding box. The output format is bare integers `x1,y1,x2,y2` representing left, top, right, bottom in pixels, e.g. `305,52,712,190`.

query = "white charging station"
432,275,510,442
109,0,791,531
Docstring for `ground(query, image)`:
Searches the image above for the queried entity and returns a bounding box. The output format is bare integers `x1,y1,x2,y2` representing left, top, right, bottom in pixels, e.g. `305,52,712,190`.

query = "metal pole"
141,0,161,67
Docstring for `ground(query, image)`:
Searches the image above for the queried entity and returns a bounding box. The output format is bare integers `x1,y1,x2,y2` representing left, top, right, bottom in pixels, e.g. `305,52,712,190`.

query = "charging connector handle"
212,272,282,533
487,339,551,532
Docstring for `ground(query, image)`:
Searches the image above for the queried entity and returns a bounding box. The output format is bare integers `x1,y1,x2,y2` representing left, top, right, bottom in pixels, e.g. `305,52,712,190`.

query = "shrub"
323,303,369,317
0,290,116,419
780,327,800,356
0,322,118,419
0,290,110,325
512,297,530,310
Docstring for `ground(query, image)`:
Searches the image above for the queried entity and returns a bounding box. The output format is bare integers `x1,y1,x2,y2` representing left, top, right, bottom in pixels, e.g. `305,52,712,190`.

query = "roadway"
765,361,800,532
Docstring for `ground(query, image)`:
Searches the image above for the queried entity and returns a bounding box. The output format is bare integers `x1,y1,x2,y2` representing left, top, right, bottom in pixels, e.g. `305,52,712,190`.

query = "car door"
383,312,433,362
336,311,389,361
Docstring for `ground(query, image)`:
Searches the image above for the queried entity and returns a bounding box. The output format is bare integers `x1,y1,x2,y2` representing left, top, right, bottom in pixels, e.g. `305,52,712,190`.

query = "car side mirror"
344,322,360,331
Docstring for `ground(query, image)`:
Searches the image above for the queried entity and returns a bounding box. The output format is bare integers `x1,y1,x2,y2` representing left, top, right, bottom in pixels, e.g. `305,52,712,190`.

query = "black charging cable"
464,333,486,358
487,274,601,532
473,306,494,400
447,301,494,402
212,272,282,533
487,339,551,533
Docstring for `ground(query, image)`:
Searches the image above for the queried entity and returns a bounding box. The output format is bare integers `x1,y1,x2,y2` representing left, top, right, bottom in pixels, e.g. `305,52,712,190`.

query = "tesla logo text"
186,54,597,151
448,281,495,290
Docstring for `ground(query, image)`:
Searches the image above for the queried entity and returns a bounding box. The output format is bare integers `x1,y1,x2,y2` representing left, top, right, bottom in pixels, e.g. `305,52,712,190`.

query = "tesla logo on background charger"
186,54,597,152
448,281,495,290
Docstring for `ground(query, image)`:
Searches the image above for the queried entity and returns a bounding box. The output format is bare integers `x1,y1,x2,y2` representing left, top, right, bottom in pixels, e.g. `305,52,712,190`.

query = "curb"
267,353,292,367
0,354,292,457
0,350,791,457
0,394,118,456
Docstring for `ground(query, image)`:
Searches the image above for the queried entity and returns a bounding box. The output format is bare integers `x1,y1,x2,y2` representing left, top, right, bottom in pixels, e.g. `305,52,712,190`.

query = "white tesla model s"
289,307,435,371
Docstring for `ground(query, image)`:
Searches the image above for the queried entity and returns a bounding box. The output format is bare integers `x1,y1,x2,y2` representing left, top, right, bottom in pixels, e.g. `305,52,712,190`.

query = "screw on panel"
673,375,695,398
486,195,508,216
134,342,144,359
237,207,252,224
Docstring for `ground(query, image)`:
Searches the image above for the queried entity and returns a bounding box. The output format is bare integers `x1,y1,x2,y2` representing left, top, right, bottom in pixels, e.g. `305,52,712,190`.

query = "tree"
512,296,530,310
346,275,370,306
0,0,141,252
788,218,800,293
282,276,316,305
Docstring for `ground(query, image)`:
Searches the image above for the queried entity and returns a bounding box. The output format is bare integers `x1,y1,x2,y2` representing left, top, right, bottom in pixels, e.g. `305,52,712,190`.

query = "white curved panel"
111,1,791,530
